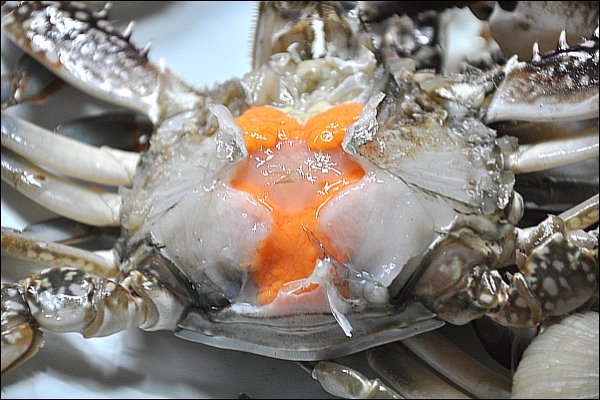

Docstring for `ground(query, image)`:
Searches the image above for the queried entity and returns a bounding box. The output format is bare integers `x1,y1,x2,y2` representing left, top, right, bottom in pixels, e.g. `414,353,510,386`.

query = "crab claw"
485,30,598,123
0,265,179,374
1,284,43,374
506,214,598,323
1,1,201,123
411,195,598,328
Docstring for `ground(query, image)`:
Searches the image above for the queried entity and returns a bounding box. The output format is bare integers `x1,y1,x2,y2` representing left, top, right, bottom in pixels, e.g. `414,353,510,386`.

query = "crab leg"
399,331,511,398
1,227,118,277
413,194,598,328
367,343,470,398
484,29,599,124
496,213,597,327
55,111,152,152
299,361,401,399
2,112,140,186
17,217,120,247
505,123,599,173
308,328,512,399
1,1,202,123
1,283,43,374
2,268,144,374
1,150,121,226
514,158,598,212
558,193,599,231
1,262,186,374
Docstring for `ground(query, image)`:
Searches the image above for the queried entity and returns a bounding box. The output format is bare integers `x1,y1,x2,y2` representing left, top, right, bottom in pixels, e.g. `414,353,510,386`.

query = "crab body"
1,1,598,398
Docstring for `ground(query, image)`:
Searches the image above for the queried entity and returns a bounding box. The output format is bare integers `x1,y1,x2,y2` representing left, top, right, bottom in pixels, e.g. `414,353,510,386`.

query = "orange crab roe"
231,104,364,304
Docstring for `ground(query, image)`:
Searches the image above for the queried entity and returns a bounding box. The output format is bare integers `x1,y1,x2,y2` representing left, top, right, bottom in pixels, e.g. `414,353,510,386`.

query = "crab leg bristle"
2,113,139,186
1,150,121,227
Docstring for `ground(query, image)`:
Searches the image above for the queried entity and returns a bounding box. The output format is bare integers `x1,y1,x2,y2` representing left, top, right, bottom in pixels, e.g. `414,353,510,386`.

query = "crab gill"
230,104,365,304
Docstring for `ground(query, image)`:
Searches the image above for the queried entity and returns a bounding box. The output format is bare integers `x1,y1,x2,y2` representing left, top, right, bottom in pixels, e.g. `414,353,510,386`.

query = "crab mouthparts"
231,104,365,304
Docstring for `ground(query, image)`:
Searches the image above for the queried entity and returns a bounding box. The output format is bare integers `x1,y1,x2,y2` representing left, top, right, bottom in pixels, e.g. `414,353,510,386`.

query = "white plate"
1,2,357,398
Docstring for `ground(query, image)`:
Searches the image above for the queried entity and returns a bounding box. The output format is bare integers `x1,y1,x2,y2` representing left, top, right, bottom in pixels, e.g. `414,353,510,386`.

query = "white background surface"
1,2,349,398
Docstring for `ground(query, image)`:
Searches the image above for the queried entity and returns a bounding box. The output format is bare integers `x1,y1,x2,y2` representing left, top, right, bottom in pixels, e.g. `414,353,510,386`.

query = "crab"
1,1,599,398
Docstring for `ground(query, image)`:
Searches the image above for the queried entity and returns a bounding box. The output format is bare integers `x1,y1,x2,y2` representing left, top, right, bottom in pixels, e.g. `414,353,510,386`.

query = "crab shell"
101,11,522,366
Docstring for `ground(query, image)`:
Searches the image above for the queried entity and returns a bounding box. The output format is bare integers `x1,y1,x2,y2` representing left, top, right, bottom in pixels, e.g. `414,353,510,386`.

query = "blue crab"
1,1,598,398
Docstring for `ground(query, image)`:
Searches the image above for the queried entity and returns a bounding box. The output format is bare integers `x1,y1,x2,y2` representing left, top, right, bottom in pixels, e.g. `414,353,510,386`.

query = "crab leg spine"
2,112,140,186
485,28,599,124
1,150,121,227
